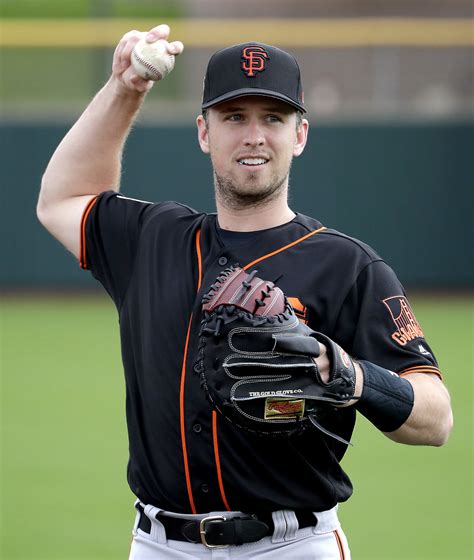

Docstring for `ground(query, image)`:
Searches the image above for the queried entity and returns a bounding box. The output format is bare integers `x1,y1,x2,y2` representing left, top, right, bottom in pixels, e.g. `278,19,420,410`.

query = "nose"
243,120,265,147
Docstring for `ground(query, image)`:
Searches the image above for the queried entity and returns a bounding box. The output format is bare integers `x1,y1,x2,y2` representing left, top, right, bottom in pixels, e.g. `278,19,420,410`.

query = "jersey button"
193,424,202,433
201,483,209,493
218,256,228,266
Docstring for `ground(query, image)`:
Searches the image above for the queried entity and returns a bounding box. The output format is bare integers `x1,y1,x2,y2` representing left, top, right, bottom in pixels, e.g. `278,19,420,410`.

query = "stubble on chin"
214,171,289,211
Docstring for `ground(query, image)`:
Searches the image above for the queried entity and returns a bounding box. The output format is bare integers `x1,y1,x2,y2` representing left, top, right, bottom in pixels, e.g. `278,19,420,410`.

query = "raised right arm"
37,24,183,259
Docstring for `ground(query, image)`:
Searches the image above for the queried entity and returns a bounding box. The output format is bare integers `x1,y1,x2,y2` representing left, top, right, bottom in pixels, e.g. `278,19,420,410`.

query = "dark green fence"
1,121,472,289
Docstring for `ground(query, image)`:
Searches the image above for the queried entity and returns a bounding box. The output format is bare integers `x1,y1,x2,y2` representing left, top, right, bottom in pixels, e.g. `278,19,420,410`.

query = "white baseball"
131,38,175,81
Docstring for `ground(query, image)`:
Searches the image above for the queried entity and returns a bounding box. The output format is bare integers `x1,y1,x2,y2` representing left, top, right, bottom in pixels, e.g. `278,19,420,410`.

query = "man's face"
197,96,308,209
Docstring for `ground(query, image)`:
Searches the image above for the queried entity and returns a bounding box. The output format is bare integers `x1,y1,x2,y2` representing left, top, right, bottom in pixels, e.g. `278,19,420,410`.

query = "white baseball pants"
129,503,351,559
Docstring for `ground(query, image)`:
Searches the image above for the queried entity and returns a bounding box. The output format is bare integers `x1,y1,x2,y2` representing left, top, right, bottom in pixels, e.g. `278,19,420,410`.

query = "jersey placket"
182,222,328,513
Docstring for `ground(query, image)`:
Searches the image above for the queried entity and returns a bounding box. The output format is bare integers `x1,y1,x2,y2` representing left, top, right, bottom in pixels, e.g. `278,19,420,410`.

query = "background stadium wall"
1,121,471,289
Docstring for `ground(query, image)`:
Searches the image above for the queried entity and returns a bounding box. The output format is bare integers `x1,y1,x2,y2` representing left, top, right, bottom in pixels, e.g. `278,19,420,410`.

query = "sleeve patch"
382,296,424,347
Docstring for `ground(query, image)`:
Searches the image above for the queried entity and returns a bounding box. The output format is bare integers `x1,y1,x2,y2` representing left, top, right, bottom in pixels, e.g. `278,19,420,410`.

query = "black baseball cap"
202,42,306,113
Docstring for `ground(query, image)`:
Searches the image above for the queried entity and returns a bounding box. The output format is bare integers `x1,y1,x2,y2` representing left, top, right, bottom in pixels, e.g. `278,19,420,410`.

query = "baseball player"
37,24,453,559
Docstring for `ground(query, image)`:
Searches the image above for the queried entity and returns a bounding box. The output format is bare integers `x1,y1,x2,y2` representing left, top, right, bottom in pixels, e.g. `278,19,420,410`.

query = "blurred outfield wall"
1,121,472,290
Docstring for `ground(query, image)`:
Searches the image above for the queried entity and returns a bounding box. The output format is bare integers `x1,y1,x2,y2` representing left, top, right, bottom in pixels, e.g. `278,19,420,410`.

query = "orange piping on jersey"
196,228,202,290
179,315,197,513
79,196,98,269
179,228,203,514
399,365,442,379
334,529,346,560
212,411,231,511
243,226,326,271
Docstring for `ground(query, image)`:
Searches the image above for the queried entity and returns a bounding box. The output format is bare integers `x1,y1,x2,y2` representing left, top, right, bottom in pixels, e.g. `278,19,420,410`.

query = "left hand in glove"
195,266,359,442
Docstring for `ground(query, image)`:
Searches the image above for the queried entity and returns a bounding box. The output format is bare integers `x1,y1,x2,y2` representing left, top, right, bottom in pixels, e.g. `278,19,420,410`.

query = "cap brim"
202,88,306,113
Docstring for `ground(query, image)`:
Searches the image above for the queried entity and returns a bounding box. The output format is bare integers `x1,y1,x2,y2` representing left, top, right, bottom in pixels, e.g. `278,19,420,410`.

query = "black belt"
137,504,317,548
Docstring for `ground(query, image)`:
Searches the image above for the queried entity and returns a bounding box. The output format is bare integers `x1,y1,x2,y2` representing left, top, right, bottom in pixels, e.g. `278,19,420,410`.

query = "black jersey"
81,191,441,515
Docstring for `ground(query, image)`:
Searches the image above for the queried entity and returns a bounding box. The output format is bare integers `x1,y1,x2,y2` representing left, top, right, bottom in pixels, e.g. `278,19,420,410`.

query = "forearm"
39,77,146,208
36,26,183,258
383,373,453,446
353,360,453,446
318,341,453,447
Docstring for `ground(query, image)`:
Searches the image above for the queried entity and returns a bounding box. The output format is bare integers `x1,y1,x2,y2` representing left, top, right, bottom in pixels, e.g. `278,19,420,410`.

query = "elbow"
37,177,51,228
431,387,454,446
409,374,454,447
385,406,454,447
36,198,47,227
419,404,454,447
430,409,454,447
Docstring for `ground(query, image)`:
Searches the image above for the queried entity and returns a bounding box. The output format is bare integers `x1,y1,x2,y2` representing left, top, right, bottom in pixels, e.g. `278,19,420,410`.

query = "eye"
227,114,244,122
266,114,283,123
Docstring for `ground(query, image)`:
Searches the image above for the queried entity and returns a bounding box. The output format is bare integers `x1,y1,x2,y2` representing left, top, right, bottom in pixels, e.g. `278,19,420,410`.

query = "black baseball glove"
195,266,357,441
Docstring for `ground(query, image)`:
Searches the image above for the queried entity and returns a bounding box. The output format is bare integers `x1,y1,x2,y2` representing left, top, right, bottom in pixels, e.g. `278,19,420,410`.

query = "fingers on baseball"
167,41,184,55
113,26,180,87
120,34,142,71
122,67,153,92
113,30,141,73
146,24,170,42
144,25,183,55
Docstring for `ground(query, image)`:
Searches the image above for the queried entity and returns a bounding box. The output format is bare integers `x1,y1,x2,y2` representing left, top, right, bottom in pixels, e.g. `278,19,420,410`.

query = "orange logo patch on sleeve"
241,46,269,77
382,296,424,346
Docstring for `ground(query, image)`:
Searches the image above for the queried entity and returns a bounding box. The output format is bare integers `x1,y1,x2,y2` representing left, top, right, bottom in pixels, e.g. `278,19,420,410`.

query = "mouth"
237,157,269,167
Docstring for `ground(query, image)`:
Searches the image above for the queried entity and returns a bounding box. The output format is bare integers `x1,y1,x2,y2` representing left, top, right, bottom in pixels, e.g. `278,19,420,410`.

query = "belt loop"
144,504,167,544
312,506,340,535
271,510,286,543
133,499,141,534
132,509,141,536
282,510,299,541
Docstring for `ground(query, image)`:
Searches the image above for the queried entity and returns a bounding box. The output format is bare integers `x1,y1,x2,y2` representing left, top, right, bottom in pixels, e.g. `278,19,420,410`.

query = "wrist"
353,361,364,400
106,75,149,102
334,359,363,408
355,360,415,432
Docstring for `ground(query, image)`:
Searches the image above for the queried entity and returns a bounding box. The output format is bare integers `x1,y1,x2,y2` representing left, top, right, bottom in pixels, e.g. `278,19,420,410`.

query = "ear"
293,118,309,157
196,115,210,154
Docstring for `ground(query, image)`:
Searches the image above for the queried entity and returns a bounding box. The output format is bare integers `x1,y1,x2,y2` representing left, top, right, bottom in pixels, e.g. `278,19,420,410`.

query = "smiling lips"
237,157,269,166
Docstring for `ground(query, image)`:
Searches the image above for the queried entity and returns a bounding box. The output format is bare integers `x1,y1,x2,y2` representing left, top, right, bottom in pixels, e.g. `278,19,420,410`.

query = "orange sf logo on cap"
241,46,269,77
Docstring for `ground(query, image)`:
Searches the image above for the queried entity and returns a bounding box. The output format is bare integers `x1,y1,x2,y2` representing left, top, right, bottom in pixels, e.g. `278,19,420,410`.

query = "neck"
216,196,296,232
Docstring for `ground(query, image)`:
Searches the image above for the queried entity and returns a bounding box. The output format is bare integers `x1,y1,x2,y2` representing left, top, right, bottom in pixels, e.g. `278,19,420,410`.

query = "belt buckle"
199,515,228,548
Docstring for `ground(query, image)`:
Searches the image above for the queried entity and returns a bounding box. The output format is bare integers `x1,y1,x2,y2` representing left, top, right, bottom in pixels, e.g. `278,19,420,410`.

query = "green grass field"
1,295,472,559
